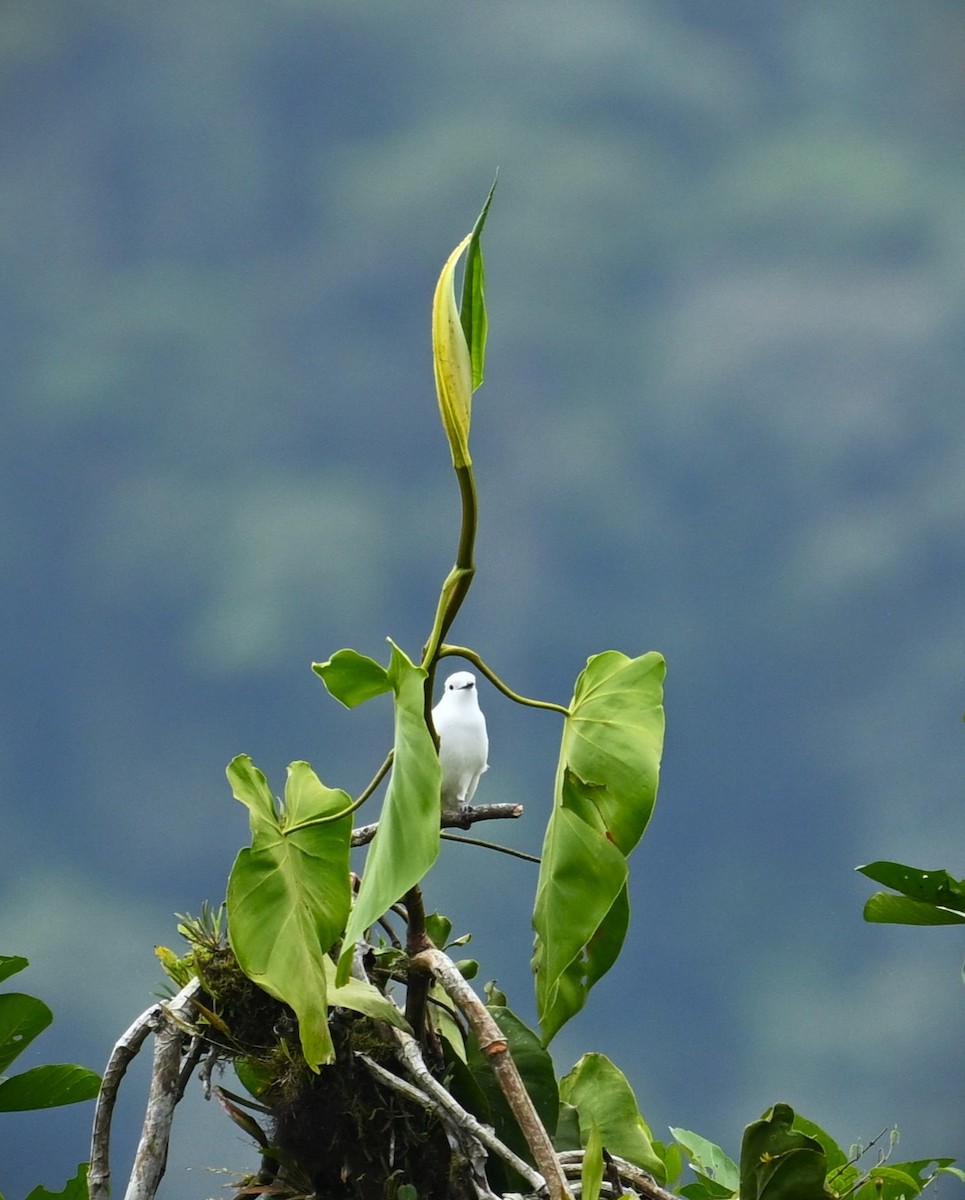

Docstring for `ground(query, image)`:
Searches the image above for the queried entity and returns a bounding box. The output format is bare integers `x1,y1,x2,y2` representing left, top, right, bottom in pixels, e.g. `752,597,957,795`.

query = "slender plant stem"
285,750,394,832
439,644,570,715
440,831,540,864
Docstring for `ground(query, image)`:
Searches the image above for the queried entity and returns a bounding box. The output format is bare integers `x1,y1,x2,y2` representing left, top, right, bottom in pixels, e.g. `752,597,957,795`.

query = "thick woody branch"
412,947,574,1200
89,979,202,1200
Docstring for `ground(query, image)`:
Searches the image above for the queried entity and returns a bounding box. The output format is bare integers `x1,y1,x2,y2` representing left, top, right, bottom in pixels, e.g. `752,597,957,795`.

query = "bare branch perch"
352,802,523,846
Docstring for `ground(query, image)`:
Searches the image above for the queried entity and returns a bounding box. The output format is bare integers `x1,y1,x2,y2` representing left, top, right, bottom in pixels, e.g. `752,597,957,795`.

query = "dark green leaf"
336,642,442,983
312,648,392,708
466,1004,560,1167
0,992,52,1073
0,956,29,985
559,1052,664,1179
459,175,497,391
25,1162,89,1200
534,651,665,1041
740,1104,831,1200
0,1063,100,1111
857,862,965,911
227,756,353,1067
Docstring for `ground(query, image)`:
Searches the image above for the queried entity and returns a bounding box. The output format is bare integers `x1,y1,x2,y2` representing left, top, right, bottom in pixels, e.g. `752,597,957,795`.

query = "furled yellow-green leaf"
226,756,353,1067
534,651,665,1042
336,641,442,983
432,186,494,468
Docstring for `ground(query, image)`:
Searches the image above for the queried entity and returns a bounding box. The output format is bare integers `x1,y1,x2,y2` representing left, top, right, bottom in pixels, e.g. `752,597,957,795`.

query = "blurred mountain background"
2,2,964,1196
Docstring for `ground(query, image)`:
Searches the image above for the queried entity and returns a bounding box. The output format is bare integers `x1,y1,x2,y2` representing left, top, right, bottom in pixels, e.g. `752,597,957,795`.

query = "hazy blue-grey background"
2,2,964,1196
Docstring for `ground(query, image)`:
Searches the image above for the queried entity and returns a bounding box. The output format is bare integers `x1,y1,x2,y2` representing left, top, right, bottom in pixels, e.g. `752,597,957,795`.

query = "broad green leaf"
336,642,441,983
312,649,391,709
25,1163,89,1200
321,957,411,1032
0,1063,100,1111
740,1104,831,1200
466,1005,560,1166
671,1128,739,1195
459,176,496,391
582,1121,605,1200
0,992,52,1073
559,1052,664,1179
533,803,628,1041
534,650,665,1042
863,893,965,925
227,757,353,1068
0,956,28,984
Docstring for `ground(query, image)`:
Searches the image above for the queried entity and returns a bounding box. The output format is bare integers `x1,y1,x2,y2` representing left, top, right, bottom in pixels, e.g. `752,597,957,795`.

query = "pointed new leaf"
582,1121,605,1200
227,757,352,1068
0,993,52,1073
337,642,442,982
433,231,474,468
312,649,391,709
459,176,496,390
534,651,665,1041
559,1053,664,1179
0,1063,100,1111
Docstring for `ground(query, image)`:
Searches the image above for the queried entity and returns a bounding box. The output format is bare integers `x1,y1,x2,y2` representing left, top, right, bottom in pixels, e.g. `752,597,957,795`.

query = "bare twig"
352,802,523,847
557,1150,684,1200
389,1032,546,1192
413,947,573,1200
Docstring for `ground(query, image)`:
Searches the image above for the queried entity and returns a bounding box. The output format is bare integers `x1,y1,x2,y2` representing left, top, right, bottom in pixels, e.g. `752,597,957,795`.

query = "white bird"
432,670,489,815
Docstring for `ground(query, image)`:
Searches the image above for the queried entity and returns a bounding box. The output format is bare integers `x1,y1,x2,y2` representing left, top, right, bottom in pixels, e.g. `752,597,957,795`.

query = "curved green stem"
438,645,570,716
285,750,393,831
421,464,479,728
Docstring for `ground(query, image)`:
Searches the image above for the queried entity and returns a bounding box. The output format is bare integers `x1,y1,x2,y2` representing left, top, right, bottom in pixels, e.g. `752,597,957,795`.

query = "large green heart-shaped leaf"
227,756,353,1067
560,1052,664,1179
533,651,665,1042
336,641,442,983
